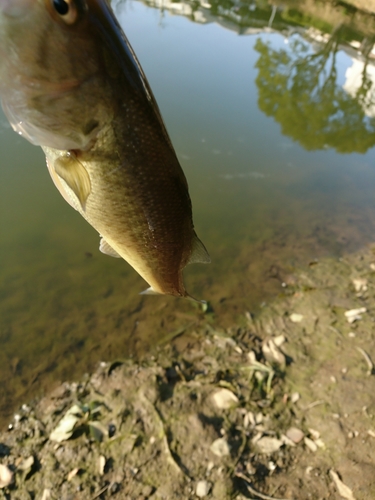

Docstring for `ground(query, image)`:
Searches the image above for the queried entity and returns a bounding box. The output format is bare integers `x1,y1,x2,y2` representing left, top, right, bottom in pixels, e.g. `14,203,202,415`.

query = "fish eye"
53,0,69,14
50,0,78,24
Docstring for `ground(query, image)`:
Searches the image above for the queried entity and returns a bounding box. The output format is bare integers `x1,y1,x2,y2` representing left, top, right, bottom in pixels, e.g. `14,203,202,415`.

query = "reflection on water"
1,0,375,425
255,29,375,153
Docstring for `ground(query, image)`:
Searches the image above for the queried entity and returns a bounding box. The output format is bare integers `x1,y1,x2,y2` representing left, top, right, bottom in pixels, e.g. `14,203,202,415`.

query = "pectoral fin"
53,153,91,210
46,158,77,210
99,237,121,258
187,232,211,265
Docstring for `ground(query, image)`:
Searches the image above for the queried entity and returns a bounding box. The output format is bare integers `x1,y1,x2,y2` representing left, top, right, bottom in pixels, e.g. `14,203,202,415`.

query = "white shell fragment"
67,468,80,481
211,388,239,409
210,438,230,457
41,489,52,500
291,392,300,403
0,464,13,488
352,278,367,292
344,307,366,324
304,437,318,452
99,455,106,475
329,470,356,500
196,479,211,497
256,436,283,454
290,313,303,323
262,339,286,366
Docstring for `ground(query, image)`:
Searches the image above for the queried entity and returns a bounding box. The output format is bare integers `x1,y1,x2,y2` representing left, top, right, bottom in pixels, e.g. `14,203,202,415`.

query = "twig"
91,484,109,500
139,391,188,478
303,400,325,411
356,347,374,375
235,471,293,500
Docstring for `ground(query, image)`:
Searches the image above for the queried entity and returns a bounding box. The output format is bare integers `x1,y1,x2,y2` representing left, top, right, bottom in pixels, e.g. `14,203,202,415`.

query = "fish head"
0,0,115,149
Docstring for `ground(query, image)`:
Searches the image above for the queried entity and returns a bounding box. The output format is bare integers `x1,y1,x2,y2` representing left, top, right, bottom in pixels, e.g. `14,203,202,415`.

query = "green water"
1,0,375,424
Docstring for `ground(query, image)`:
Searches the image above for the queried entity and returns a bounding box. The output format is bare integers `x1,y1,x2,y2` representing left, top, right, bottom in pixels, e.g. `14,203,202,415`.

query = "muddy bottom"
1,245,375,499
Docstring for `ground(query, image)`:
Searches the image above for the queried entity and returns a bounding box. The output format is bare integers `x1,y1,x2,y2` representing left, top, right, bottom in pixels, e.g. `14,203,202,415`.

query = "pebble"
256,436,283,454
0,464,13,488
211,388,239,409
196,480,210,497
290,313,303,323
286,427,304,444
210,438,230,457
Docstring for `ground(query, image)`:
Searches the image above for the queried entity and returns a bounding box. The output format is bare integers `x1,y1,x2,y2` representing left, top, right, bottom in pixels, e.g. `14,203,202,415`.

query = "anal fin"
188,232,211,265
99,237,121,258
140,287,162,296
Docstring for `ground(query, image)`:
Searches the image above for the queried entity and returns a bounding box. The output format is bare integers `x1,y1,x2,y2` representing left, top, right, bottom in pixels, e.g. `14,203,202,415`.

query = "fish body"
0,0,209,297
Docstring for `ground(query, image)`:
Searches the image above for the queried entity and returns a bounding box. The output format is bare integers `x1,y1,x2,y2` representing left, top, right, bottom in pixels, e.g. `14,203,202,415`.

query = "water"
1,0,375,424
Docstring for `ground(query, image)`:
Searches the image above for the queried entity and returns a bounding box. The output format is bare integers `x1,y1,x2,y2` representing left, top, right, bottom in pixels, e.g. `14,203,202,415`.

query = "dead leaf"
330,470,356,500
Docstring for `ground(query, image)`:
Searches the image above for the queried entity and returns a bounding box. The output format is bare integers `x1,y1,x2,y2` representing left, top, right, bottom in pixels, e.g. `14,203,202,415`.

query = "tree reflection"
254,27,375,153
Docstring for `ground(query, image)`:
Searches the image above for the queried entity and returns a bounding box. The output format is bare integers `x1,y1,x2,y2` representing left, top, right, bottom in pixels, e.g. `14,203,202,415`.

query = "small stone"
17,455,34,472
211,388,239,409
256,436,283,454
196,480,210,497
109,482,120,495
290,313,303,323
246,351,257,364
210,438,230,457
368,430,375,438
286,427,304,444
268,461,276,471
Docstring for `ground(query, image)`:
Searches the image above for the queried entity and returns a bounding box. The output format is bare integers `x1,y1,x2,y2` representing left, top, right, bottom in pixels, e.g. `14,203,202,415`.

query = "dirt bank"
1,245,375,499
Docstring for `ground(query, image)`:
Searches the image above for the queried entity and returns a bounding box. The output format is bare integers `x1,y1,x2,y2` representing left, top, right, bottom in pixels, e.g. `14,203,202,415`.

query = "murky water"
1,0,375,425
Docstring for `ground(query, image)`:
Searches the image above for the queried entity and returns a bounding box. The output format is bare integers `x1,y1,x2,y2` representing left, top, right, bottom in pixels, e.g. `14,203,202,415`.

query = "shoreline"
1,245,375,498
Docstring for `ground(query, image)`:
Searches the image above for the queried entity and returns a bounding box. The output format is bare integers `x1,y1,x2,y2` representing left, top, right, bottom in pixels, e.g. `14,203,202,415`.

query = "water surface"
1,0,375,424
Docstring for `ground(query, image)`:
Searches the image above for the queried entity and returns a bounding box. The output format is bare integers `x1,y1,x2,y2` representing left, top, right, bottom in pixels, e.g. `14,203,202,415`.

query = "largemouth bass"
0,0,210,298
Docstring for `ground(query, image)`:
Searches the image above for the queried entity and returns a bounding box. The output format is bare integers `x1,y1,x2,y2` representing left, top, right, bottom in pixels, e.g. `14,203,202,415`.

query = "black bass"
0,0,210,298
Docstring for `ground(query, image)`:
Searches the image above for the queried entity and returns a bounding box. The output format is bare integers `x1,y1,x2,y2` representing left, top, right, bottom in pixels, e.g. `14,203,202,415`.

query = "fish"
0,0,210,298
